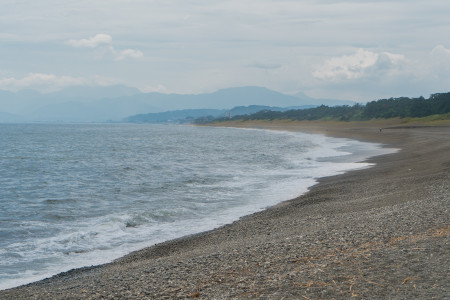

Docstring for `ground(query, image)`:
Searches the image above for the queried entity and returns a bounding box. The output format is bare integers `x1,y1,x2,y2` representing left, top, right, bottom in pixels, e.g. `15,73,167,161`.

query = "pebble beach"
1,120,449,299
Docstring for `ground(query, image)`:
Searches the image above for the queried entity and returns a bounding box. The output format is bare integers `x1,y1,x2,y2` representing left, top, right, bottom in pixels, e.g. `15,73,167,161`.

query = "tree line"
196,92,450,123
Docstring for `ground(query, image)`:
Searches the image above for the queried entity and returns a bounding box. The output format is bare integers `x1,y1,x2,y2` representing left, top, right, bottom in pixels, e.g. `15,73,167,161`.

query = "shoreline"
1,120,449,299
0,125,384,292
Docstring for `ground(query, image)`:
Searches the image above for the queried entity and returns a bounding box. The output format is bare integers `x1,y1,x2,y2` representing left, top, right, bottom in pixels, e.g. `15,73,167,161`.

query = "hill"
125,105,316,124
198,92,450,123
0,85,353,123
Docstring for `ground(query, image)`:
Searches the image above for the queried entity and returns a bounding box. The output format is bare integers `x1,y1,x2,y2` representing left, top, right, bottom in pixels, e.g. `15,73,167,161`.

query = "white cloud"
427,45,450,82
140,84,170,93
67,34,143,61
115,49,144,61
306,45,450,101
430,45,450,58
0,73,126,92
0,73,86,92
67,34,112,48
313,49,405,81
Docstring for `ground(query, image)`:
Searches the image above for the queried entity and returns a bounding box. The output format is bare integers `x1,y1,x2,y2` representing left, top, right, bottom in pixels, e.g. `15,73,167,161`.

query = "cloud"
313,49,405,81
0,73,123,92
115,49,144,61
67,34,112,48
307,45,450,101
140,84,170,93
427,45,450,81
430,45,450,58
0,73,86,92
67,34,143,61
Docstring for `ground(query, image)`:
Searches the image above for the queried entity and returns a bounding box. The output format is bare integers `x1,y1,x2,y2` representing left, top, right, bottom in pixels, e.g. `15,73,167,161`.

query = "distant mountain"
0,85,143,115
0,85,354,123
0,111,27,123
126,109,228,123
198,87,303,108
0,85,154,122
49,85,141,102
292,91,355,106
117,86,347,113
0,89,43,115
228,105,316,116
31,102,104,122
125,105,318,124
114,86,309,113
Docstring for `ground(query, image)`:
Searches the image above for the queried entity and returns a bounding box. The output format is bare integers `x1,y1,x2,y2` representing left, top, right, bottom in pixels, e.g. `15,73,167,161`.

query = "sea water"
0,124,394,290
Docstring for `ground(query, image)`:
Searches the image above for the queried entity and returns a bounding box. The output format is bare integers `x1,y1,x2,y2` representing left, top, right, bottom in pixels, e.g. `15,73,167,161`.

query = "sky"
1,0,449,101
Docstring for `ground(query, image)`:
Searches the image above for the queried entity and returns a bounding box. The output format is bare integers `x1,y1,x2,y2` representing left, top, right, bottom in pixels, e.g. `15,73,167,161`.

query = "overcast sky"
1,0,449,101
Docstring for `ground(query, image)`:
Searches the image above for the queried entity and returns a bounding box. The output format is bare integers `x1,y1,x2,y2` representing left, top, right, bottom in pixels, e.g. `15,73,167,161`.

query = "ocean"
0,123,394,290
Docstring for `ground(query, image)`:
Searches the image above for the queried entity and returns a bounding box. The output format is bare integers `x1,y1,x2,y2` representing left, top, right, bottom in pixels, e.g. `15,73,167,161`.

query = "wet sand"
1,120,449,299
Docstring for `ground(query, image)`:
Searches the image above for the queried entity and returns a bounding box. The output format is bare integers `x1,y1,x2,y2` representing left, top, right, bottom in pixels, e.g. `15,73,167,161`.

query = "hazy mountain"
117,86,351,112
112,86,306,112
125,105,318,124
0,85,153,122
126,109,228,123
0,85,142,116
0,85,354,122
195,87,304,108
0,89,44,115
49,85,141,102
0,111,27,123
228,105,316,116
293,91,355,106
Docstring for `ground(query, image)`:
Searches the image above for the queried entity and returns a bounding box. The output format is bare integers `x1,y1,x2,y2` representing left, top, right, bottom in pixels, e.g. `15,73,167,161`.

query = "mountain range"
126,105,317,124
0,85,355,123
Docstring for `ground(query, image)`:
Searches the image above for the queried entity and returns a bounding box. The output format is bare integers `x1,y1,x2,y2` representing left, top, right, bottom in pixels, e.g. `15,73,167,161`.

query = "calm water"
0,124,391,289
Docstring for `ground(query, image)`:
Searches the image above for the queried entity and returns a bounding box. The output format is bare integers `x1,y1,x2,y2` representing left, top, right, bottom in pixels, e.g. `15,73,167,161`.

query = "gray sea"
0,124,393,290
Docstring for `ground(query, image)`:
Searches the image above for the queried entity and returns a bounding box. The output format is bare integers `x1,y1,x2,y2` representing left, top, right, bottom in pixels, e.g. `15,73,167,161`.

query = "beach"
1,120,449,299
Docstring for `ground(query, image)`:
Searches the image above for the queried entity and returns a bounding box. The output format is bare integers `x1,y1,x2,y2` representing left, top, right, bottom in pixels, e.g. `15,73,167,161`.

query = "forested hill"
197,92,450,123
